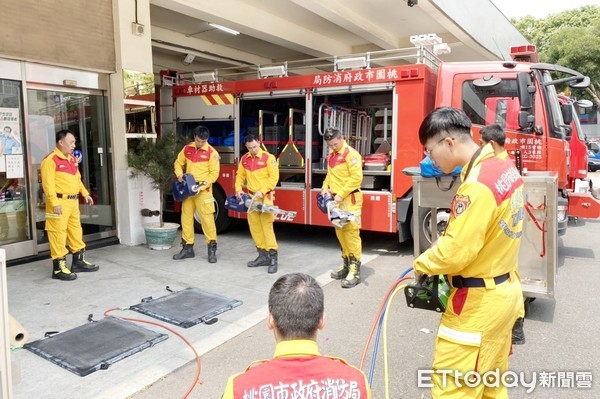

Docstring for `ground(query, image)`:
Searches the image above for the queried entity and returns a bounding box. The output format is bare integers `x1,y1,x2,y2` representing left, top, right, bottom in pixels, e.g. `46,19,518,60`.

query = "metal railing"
164,46,442,87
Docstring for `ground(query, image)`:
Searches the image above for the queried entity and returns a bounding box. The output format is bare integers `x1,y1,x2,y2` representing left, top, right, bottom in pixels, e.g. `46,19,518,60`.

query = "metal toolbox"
412,174,558,298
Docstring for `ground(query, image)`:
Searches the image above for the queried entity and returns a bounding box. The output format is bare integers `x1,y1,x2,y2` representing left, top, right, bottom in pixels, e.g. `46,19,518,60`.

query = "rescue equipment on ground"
224,193,297,219
404,274,450,313
172,174,206,201
316,192,358,228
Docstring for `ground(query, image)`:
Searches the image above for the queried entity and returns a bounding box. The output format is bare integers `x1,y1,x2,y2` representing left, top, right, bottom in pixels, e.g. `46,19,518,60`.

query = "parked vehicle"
158,43,600,243
589,149,600,172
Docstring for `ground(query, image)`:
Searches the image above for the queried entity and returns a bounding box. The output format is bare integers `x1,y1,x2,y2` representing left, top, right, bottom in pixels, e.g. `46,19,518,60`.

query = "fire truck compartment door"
239,89,306,99
176,95,234,120
412,174,558,299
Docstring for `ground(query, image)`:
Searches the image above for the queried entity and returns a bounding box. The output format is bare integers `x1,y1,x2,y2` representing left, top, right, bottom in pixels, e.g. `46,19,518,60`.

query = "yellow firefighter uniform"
174,141,220,244
41,147,91,260
322,141,363,260
235,149,279,251
414,145,525,398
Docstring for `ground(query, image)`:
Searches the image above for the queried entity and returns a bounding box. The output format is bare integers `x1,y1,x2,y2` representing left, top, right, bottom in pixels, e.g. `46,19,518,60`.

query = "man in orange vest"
41,129,99,281
222,273,372,398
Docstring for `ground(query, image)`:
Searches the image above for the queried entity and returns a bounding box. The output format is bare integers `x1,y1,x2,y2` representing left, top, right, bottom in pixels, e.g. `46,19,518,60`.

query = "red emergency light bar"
509,45,540,63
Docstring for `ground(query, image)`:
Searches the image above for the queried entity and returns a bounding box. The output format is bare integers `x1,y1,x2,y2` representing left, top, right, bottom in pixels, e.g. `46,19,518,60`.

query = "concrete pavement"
5,174,600,398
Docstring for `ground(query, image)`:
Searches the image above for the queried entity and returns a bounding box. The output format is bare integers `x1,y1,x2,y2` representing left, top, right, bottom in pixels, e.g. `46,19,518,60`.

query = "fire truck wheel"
418,208,450,253
193,186,233,234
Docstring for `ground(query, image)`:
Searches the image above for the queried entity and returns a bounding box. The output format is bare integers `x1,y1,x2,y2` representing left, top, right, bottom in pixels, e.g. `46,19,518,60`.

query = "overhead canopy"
150,0,529,76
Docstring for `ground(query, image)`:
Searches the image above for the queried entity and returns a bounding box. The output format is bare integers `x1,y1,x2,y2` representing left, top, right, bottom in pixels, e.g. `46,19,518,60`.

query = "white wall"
111,0,159,246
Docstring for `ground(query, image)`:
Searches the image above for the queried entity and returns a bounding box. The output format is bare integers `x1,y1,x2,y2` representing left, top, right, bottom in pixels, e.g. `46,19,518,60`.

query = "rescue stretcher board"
130,287,243,328
24,317,168,377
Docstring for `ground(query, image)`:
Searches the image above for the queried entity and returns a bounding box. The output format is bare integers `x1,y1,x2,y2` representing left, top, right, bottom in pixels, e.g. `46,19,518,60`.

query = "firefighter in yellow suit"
321,127,363,288
173,126,220,263
41,129,99,281
480,123,526,345
235,134,280,274
415,108,524,399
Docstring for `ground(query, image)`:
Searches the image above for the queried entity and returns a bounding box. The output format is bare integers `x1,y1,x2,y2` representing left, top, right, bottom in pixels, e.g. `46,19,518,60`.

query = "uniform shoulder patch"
349,156,358,164
452,194,471,217
214,154,220,161
271,158,277,166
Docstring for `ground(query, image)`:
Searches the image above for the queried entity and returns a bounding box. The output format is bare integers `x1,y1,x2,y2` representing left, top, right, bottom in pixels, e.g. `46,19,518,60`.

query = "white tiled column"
110,0,159,245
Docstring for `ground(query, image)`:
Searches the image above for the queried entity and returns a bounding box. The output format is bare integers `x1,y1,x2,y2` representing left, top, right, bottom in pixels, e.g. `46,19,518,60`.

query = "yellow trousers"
45,198,85,260
431,274,523,399
334,191,362,259
247,194,277,251
181,189,217,244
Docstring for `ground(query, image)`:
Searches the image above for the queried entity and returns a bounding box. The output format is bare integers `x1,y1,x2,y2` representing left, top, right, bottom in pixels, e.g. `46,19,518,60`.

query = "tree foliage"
513,6,600,106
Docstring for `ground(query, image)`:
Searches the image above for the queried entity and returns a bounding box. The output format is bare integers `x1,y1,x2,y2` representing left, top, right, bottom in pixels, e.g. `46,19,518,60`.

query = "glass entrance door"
0,79,30,247
27,89,115,249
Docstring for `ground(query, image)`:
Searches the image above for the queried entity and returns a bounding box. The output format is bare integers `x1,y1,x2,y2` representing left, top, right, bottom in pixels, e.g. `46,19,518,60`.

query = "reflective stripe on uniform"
438,325,482,346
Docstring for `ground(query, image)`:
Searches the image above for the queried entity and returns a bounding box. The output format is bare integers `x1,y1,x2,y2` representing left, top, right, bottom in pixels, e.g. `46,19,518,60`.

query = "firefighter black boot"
52,257,77,281
330,256,349,280
173,242,195,260
247,248,269,267
512,317,525,345
267,250,278,274
341,256,361,288
71,250,99,272
207,240,217,263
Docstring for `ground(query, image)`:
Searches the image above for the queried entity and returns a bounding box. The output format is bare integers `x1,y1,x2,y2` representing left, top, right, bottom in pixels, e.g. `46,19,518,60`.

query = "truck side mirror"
517,72,535,130
561,103,573,125
517,72,534,110
569,76,590,89
518,111,535,130
561,124,572,141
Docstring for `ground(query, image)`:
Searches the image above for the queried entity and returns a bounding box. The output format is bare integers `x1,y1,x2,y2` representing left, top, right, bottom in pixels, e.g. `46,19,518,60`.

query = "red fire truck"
158,44,600,245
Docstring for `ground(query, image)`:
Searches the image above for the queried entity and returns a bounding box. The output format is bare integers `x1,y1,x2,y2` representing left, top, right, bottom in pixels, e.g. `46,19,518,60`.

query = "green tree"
513,6,600,106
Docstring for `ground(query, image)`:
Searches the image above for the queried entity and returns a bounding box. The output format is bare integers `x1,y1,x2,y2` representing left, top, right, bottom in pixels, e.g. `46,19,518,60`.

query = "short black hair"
268,273,324,339
418,107,472,145
480,124,506,146
56,129,75,143
323,127,342,141
245,133,258,144
193,125,210,140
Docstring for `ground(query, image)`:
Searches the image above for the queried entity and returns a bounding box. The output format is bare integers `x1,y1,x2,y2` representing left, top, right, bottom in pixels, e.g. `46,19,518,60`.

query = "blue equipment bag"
172,174,202,201
224,194,248,212
420,156,462,192
420,156,462,177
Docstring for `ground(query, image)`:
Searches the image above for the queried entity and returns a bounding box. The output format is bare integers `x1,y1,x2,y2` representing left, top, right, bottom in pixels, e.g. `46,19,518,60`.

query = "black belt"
57,193,79,200
451,273,510,288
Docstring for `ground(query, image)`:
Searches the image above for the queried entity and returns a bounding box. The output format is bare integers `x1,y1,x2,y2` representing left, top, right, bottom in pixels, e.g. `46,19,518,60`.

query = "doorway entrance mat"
23,316,168,377
130,287,243,328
